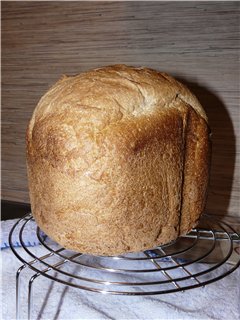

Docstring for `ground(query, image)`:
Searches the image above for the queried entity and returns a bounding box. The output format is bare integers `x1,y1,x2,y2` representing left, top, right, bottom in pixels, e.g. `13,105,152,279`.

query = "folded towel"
1,218,240,320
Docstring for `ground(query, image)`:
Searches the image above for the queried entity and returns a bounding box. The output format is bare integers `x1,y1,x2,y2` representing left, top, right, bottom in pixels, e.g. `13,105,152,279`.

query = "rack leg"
16,265,26,320
28,273,40,320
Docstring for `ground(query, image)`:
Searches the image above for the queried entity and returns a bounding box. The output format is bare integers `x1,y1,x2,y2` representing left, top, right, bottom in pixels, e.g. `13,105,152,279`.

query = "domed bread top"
29,64,207,130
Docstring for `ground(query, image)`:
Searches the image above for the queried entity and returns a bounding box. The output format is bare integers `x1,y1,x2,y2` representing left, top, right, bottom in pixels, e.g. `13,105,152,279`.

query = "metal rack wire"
9,214,240,320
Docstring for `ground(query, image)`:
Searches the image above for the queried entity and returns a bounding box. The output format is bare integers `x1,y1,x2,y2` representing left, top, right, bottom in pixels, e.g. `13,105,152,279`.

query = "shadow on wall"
176,77,236,218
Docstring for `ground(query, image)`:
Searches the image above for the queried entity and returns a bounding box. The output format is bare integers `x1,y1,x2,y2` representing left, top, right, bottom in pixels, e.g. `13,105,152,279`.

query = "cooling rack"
9,214,240,320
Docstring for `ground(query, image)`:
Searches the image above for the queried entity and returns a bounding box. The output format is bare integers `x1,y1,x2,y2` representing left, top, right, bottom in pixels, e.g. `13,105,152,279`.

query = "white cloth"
1,219,240,320
1,218,41,249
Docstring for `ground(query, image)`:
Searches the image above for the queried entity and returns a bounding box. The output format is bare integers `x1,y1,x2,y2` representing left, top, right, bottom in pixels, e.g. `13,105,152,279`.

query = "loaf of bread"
26,65,211,255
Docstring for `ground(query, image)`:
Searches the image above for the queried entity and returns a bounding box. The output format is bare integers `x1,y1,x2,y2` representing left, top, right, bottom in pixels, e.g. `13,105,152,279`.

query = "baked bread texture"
26,64,211,255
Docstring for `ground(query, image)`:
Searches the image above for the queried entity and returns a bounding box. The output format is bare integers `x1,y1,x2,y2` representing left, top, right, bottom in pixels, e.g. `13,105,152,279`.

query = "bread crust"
26,65,211,255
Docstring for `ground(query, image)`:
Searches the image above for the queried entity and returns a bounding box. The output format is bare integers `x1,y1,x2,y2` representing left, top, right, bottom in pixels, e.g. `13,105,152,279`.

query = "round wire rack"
9,213,240,320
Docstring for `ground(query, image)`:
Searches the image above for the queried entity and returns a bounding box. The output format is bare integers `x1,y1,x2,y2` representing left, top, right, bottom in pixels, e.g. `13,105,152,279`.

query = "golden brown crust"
26,64,211,255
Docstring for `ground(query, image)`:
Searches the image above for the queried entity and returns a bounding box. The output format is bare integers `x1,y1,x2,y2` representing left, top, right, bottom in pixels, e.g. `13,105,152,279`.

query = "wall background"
2,1,239,218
